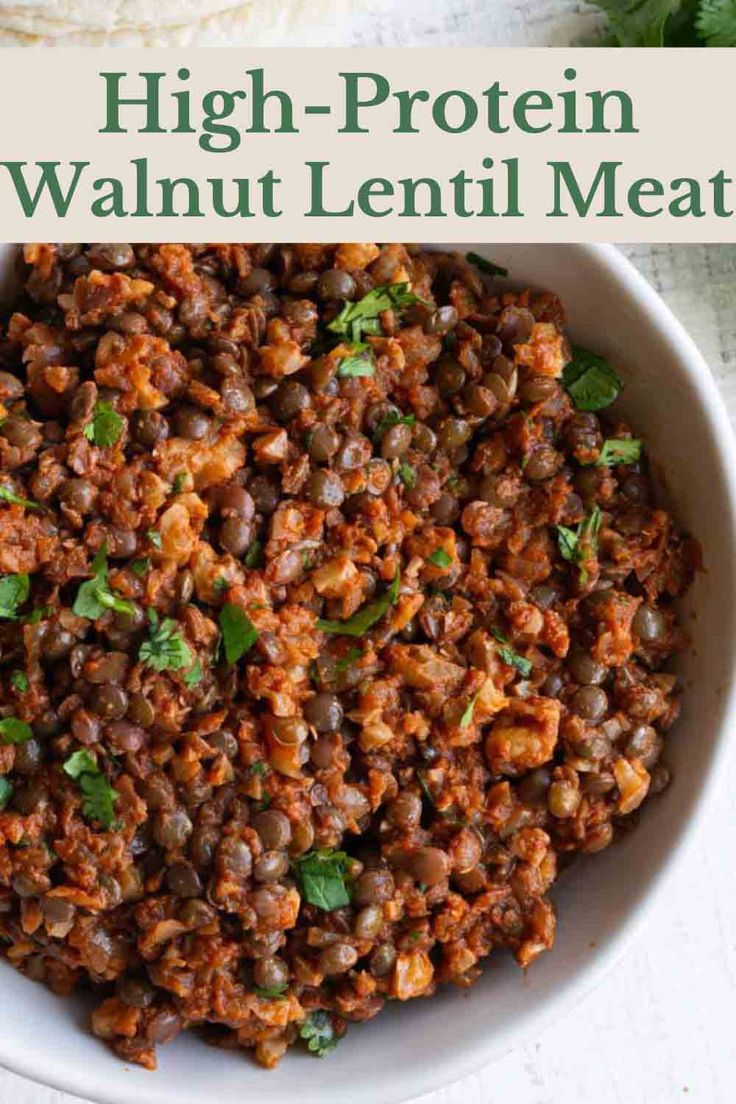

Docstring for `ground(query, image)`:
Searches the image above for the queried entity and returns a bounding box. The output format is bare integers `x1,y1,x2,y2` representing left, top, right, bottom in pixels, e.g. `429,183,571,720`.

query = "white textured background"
2,3,736,1103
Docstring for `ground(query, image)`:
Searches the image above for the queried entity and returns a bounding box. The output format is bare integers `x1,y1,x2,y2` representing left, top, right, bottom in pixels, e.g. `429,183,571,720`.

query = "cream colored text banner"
0,47,733,241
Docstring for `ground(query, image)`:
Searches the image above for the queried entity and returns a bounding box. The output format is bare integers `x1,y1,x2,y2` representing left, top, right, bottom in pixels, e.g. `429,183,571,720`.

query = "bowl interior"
0,243,734,1104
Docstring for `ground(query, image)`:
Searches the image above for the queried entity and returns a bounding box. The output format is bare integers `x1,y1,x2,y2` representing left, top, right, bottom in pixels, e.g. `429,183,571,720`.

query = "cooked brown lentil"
0,242,696,1071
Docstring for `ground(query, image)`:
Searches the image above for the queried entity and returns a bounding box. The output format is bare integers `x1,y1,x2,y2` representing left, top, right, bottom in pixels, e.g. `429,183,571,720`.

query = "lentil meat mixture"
0,243,694,1068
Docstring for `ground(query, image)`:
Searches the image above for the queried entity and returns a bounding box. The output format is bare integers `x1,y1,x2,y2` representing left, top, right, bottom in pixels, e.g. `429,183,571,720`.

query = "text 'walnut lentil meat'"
0,243,696,1069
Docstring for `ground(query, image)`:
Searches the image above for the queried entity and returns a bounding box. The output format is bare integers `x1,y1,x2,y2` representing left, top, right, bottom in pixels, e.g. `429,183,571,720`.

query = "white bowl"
0,243,734,1104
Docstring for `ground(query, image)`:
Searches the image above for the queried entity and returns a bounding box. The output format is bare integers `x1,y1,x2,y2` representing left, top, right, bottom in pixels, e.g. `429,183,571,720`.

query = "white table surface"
2,3,736,1104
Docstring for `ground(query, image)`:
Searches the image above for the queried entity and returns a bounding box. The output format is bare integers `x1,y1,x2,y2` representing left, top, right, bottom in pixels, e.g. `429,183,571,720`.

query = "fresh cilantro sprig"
299,1010,340,1058
293,848,352,911
83,402,124,447
555,506,603,584
316,572,400,637
328,283,428,345
139,610,192,672
0,573,29,620
219,603,258,664
63,749,118,830
73,547,136,620
587,0,733,46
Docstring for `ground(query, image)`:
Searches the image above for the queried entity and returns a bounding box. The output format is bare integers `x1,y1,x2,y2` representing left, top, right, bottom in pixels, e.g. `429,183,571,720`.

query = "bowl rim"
0,241,735,1104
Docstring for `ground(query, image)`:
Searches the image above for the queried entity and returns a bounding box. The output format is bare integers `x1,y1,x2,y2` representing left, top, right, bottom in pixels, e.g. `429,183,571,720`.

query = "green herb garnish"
250,761,267,776
182,658,203,688
596,438,642,467
563,347,623,412
373,411,416,443
139,611,192,672
0,573,29,620
465,251,509,278
0,717,32,745
25,606,52,624
63,749,118,830
293,848,351,911
146,529,163,550
299,1010,340,1058
10,670,28,693
129,557,150,577
328,283,428,345
427,548,452,569
398,461,416,489
555,506,603,584
0,777,13,810
73,546,136,620
83,402,124,448
316,571,400,637
244,539,264,569
459,693,479,729
219,602,258,665
335,646,362,673
253,984,288,999
491,628,533,678
0,484,39,510
587,0,732,46
337,347,375,378
172,472,187,494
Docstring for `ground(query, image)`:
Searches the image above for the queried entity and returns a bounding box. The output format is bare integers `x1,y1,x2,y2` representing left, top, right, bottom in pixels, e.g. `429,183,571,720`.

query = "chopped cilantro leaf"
596,438,642,467
398,461,416,489
491,628,533,678
0,777,13,809
466,251,509,277
427,548,452,569
129,557,150,577
10,670,29,693
244,540,264,569
337,347,375,378
0,484,39,510
0,573,30,620
147,529,163,550
63,749,118,830
219,603,258,665
73,546,136,620
563,347,623,412
83,402,124,447
299,1010,340,1058
250,761,267,776
139,616,192,672
316,571,400,637
459,693,479,729
182,658,203,688
373,411,416,443
328,283,428,345
172,472,187,494
0,717,32,745
253,984,287,999
335,646,362,674
293,848,351,911
555,507,603,584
